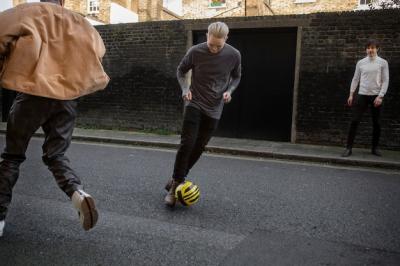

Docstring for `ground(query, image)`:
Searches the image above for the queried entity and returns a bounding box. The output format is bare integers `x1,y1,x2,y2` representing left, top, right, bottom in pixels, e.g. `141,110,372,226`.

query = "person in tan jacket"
0,0,109,236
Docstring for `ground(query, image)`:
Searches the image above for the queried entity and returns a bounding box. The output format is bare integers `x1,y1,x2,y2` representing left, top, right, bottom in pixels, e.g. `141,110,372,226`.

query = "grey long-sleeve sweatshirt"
177,42,241,119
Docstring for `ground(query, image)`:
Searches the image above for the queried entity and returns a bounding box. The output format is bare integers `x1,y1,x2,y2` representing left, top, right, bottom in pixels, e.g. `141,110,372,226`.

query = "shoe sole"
72,193,98,231
165,199,176,208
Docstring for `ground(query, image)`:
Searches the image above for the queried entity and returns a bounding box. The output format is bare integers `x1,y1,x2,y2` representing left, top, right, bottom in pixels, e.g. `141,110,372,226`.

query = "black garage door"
193,27,297,141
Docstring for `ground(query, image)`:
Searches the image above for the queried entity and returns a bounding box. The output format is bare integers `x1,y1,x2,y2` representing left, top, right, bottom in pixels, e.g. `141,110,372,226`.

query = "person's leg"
185,113,219,177
41,99,97,230
172,106,202,183
165,106,201,207
342,95,368,157
371,98,382,156
1,89,17,123
41,99,81,197
0,94,44,222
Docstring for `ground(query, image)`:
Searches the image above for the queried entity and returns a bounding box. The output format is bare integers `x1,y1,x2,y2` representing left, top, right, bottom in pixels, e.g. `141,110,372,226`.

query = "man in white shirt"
342,39,389,157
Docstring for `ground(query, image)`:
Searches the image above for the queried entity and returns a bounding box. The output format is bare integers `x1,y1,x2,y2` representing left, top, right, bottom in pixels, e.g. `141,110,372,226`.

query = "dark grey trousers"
346,95,381,149
0,93,82,220
172,106,219,182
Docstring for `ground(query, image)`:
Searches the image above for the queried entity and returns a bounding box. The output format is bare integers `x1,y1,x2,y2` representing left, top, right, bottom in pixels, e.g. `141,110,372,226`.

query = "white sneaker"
0,220,5,237
71,190,98,231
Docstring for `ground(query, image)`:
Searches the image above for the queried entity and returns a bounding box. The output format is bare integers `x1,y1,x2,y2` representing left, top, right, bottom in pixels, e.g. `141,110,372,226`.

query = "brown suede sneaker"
164,179,181,207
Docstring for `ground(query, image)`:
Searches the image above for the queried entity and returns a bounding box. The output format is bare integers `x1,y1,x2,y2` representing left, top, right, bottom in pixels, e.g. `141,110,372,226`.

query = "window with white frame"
357,0,372,10
294,0,316,3
163,0,183,15
208,0,226,9
359,0,373,5
88,0,100,14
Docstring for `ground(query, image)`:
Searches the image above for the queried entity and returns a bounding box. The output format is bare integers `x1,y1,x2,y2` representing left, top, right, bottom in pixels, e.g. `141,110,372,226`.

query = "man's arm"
177,48,194,97
223,53,241,103
374,60,389,107
347,61,361,106
227,53,241,95
0,7,21,77
350,61,361,96
379,60,389,98
0,8,21,56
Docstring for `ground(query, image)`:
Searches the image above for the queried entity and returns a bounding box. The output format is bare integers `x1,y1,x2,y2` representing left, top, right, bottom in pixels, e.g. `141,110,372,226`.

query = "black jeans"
0,93,82,220
172,106,219,182
346,95,381,149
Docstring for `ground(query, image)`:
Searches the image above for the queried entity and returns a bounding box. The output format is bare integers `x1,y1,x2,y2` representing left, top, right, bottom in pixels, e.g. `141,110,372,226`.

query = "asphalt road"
0,137,399,265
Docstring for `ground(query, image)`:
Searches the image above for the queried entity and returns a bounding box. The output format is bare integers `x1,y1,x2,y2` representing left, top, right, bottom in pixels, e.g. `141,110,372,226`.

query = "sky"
0,0,13,11
0,0,41,11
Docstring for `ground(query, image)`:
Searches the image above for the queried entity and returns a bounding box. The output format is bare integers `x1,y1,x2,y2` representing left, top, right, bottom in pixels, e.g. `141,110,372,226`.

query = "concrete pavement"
1,138,400,265
0,123,399,170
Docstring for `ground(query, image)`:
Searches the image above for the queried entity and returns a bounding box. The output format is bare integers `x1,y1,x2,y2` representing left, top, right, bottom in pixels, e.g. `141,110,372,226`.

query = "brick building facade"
182,0,244,19
177,0,363,20
8,0,374,23
248,0,362,16
1,4,398,149
58,8,398,150
10,0,112,23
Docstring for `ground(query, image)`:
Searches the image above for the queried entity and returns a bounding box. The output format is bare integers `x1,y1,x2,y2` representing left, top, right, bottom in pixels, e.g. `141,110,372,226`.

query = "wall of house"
182,0,244,19
182,0,360,19
65,0,110,23
76,21,185,131
1,9,399,149
9,0,363,22
86,9,399,149
266,0,359,15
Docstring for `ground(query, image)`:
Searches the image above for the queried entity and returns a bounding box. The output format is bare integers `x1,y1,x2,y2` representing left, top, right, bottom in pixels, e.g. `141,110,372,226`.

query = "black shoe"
341,148,352,157
371,148,382,156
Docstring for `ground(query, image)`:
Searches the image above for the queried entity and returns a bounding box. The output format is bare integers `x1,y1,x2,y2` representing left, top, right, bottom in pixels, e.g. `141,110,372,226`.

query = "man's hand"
183,91,192,101
374,96,383,107
223,91,232,103
347,95,354,107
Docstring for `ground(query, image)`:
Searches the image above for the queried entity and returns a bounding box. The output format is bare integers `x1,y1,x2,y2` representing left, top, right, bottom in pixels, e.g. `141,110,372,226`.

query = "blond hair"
207,22,229,39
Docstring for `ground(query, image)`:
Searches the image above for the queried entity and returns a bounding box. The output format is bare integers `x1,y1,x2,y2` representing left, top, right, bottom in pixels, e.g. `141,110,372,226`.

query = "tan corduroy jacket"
0,3,109,100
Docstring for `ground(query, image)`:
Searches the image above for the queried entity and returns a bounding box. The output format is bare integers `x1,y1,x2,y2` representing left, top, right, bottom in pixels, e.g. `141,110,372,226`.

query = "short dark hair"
365,39,380,49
